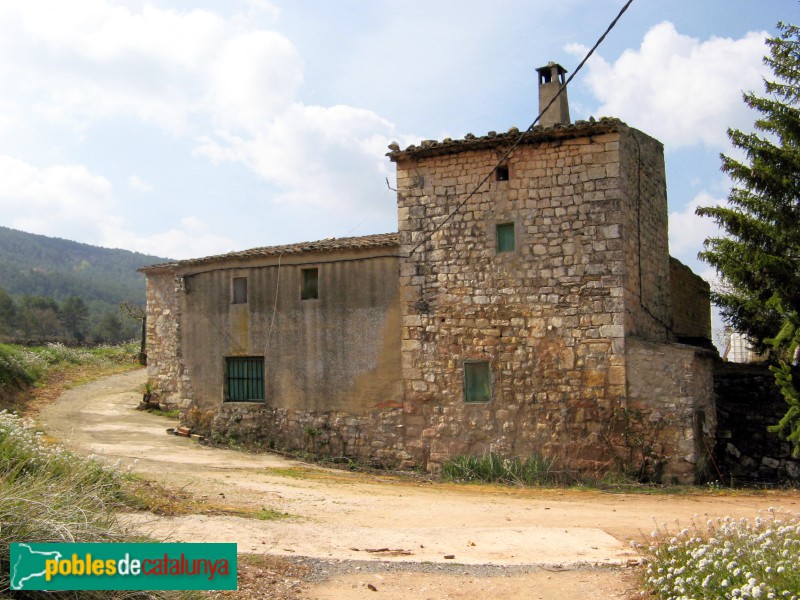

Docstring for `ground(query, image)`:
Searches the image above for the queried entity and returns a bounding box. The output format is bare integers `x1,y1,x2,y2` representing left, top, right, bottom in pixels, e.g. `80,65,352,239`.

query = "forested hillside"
0,226,170,343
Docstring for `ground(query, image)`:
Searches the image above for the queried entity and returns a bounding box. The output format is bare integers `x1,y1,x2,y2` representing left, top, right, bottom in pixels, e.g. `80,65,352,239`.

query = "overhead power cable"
405,0,636,257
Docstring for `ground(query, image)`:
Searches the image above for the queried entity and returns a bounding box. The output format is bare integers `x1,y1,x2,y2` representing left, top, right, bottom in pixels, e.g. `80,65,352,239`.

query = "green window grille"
232,277,247,304
496,223,515,253
464,361,492,403
302,268,319,300
225,357,264,402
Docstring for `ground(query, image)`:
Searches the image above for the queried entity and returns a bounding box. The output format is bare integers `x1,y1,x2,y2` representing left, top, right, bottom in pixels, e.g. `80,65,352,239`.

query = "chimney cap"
535,62,568,75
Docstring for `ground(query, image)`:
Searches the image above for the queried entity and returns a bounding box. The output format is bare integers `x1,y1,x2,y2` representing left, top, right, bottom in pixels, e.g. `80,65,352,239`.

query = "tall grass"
0,406,187,598
440,452,564,486
637,510,800,599
0,342,138,395
1,411,129,595
0,344,44,389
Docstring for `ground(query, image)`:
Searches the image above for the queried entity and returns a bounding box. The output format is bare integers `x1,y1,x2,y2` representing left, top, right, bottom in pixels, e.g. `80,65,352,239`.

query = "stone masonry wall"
625,338,717,484
714,362,800,483
184,402,409,467
670,257,712,343
619,132,672,342
144,270,185,409
395,127,636,471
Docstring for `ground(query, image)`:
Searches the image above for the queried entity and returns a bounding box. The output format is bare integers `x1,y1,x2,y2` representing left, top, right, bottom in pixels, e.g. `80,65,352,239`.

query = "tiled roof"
140,232,399,272
387,117,626,161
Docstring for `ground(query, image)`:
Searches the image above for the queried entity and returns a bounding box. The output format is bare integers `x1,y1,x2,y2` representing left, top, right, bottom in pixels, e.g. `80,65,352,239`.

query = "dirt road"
38,369,800,599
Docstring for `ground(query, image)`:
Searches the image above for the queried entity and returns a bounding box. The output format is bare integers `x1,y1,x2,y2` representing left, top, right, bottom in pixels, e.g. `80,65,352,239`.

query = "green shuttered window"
464,361,492,403
225,357,265,402
496,223,515,253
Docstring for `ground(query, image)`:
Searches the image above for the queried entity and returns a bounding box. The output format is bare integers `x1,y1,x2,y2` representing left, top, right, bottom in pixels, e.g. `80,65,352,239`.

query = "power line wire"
406,0,636,257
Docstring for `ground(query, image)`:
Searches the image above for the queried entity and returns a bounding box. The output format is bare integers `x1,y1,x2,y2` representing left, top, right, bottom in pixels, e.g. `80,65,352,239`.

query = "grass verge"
0,342,213,598
0,409,195,599
0,342,140,415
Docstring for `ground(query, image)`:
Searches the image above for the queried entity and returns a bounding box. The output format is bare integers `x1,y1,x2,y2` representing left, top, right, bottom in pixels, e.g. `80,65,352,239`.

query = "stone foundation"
184,402,411,468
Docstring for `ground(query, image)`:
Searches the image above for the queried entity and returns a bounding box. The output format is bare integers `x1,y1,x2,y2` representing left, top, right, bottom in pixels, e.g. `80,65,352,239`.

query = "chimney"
536,62,570,127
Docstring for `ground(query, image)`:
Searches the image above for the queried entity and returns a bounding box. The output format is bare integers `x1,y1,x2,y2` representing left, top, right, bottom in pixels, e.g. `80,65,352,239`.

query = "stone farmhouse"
141,63,715,483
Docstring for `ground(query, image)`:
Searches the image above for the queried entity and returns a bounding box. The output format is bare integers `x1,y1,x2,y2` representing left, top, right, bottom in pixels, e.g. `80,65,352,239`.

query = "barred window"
225,357,264,402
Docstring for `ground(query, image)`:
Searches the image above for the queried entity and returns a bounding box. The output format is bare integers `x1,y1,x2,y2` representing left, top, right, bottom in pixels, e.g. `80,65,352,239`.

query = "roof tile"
140,232,399,272
387,117,625,161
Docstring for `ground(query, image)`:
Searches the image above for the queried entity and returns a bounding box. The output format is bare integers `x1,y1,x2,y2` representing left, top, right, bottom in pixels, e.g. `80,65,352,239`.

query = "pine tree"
93,312,124,344
764,300,800,456
60,296,89,342
0,288,17,336
697,22,800,347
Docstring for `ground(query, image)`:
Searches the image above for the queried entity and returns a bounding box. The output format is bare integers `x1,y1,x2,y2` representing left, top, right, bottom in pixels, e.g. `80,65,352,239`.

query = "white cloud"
0,0,404,248
2,2,225,67
207,31,303,130
0,155,119,241
0,0,293,134
570,22,769,148
196,103,399,214
0,155,234,258
111,217,237,260
127,175,153,193
668,191,728,266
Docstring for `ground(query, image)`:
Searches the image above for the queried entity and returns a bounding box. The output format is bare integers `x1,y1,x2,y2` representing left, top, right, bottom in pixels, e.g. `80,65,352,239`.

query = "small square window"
225,356,264,401
496,223,515,253
301,268,319,300
495,165,509,181
464,361,492,403
232,277,247,304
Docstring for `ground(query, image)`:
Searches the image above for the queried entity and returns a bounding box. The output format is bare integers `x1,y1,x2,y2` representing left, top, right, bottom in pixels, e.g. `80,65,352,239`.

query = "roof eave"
138,232,400,273
388,118,626,162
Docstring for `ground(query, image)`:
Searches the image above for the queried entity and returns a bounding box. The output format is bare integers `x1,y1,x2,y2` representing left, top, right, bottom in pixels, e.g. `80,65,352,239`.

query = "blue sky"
0,0,794,304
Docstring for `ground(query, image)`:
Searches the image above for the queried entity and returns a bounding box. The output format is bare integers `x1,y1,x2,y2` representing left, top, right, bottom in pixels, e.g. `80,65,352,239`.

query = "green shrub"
637,510,800,599
0,344,45,389
90,341,140,364
440,452,562,486
0,342,139,398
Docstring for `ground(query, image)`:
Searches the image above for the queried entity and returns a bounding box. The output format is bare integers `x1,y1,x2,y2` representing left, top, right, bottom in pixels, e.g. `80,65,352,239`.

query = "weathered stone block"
582,370,606,388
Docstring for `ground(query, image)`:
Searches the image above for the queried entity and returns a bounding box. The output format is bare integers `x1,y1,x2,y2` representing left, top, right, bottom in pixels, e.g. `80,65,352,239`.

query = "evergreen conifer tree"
697,22,800,347
699,23,800,454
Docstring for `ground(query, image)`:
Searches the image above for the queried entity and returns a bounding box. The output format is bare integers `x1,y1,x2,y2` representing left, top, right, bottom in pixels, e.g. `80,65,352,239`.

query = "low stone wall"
183,402,413,468
714,362,800,483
